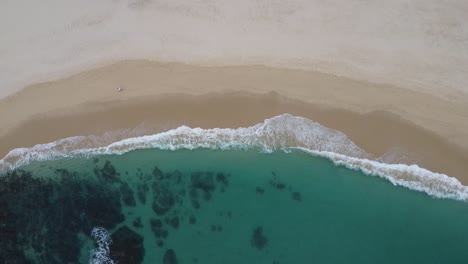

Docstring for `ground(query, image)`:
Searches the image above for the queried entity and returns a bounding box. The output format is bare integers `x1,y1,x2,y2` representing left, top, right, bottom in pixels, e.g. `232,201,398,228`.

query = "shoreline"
0,60,467,184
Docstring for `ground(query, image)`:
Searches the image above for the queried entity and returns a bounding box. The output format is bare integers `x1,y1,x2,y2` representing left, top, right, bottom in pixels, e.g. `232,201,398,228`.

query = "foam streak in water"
89,227,114,264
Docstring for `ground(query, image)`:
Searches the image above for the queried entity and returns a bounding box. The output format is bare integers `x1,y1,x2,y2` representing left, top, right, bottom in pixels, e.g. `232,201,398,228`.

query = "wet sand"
0,60,467,183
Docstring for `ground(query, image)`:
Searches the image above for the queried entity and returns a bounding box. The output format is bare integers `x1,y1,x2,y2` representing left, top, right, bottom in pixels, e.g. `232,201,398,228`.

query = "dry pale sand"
2,1,468,100
0,60,467,183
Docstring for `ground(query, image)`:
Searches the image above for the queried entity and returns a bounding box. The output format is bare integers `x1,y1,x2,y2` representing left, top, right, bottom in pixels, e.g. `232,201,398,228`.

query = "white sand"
1,0,468,99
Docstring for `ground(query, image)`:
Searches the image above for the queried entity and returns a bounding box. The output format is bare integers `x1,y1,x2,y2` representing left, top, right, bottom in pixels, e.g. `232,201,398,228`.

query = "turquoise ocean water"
1,148,468,263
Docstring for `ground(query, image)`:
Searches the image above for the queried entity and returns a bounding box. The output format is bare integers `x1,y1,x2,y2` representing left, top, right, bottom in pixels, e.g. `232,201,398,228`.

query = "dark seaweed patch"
191,172,215,195
163,249,179,264
256,187,265,194
150,219,168,240
137,184,148,204
291,191,302,202
152,166,164,180
0,167,125,263
167,216,180,229
216,172,229,187
211,224,223,232
189,215,197,225
269,174,287,190
94,160,120,183
0,163,232,263
157,239,165,248
133,217,143,228
151,182,175,216
120,182,136,207
251,226,268,250
110,226,145,264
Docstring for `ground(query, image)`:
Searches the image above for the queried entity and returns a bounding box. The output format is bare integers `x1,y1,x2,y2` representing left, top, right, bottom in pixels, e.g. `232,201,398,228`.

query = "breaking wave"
1,114,467,201
89,227,114,264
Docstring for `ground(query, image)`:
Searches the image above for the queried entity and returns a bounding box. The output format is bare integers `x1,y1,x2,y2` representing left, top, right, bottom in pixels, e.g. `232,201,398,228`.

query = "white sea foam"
1,114,467,201
89,227,114,264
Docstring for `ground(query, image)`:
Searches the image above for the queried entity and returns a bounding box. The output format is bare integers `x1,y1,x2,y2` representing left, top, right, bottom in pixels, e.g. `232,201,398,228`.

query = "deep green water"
1,149,468,263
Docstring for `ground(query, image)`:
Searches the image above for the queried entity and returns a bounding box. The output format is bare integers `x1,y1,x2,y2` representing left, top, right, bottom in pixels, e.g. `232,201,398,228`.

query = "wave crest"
1,114,467,201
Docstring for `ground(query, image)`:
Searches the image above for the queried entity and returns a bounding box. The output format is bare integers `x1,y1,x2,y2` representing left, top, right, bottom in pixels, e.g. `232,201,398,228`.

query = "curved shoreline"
0,61,467,184
2,114,467,201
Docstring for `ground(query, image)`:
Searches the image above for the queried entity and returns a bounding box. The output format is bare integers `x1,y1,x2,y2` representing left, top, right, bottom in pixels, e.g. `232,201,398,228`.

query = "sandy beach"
3,2,468,263
0,60,467,184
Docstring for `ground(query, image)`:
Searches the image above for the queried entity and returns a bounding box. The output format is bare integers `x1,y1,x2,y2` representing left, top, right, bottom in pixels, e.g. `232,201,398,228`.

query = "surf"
1,114,467,201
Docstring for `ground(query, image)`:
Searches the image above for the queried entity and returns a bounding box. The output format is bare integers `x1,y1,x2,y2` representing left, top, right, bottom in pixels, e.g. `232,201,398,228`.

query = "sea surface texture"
1,148,468,264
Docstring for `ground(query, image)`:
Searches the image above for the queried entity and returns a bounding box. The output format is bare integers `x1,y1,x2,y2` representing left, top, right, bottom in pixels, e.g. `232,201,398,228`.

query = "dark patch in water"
211,224,223,232
163,248,179,264
152,166,164,180
152,182,176,216
191,172,215,197
251,226,268,250
150,219,168,240
0,168,125,263
216,172,229,187
256,187,265,194
137,184,148,204
291,191,302,202
0,162,231,263
167,216,180,229
94,160,120,183
189,215,197,225
269,174,287,190
133,217,143,228
157,239,165,248
120,182,136,207
110,226,145,264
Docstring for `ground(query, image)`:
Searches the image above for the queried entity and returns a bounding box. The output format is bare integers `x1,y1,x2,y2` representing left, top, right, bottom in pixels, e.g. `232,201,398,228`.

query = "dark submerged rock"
168,216,180,229
191,199,200,210
269,176,286,190
251,226,268,250
191,172,215,196
152,166,164,180
163,249,179,264
94,160,120,183
256,187,265,194
152,182,176,216
216,172,229,186
137,184,148,204
157,239,165,248
189,215,197,225
84,184,125,230
0,170,76,263
292,191,302,202
120,182,136,207
110,226,145,264
150,219,168,240
133,217,143,228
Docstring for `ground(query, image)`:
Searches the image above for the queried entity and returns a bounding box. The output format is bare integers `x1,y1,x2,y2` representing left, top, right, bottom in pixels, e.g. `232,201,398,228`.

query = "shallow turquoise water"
1,149,468,263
